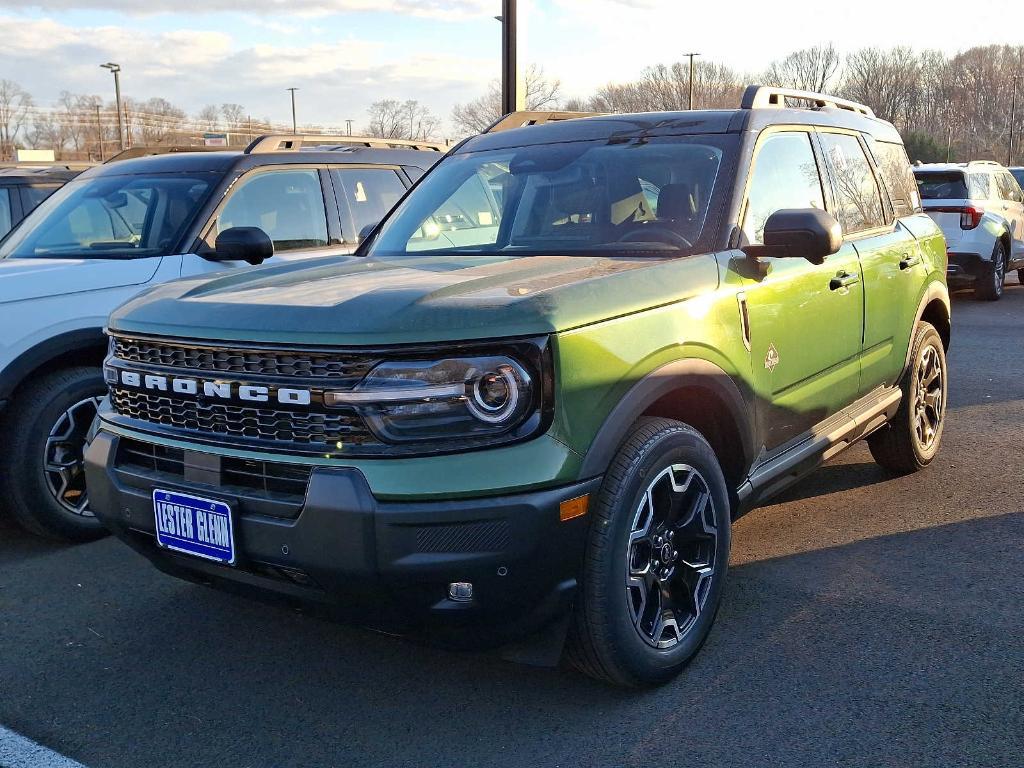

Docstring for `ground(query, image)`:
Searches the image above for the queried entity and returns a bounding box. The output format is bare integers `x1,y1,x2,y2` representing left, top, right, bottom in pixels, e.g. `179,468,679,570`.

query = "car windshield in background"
367,136,733,258
0,172,220,260
914,171,968,200
1011,168,1024,188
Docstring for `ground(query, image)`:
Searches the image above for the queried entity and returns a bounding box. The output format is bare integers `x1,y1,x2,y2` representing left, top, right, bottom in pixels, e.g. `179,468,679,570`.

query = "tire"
974,239,1007,301
567,417,731,687
0,366,109,542
1018,268,1024,286
867,323,947,475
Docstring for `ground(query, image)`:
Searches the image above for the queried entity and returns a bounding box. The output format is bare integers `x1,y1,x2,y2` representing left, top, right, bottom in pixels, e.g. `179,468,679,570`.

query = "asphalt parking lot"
2,280,1022,768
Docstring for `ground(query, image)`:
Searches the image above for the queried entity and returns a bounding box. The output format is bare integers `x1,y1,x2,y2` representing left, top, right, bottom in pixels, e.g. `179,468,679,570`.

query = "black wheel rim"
914,344,944,452
995,249,1005,295
43,396,102,517
625,464,719,649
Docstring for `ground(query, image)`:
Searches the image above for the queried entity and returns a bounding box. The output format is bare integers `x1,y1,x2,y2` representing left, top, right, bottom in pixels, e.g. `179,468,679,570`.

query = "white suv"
914,161,1024,300
0,136,443,541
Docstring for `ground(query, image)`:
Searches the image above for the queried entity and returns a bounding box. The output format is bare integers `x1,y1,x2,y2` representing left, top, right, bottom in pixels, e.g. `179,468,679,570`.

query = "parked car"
1010,166,1024,190
0,165,89,240
85,88,950,687
0,134,445,541
914,160,1024,298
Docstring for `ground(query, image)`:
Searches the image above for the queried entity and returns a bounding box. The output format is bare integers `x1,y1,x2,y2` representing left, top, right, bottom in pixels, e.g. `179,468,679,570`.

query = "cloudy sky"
1,0,1020,136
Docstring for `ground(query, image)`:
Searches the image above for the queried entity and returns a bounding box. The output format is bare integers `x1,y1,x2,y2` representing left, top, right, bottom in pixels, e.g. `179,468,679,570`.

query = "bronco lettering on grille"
118,370,312,406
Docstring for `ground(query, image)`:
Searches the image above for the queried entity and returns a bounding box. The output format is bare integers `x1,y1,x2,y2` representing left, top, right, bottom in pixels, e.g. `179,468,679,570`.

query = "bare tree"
220,103,245,131
843,47,921,128
451,65,562,134
763,45,841,92
131,97,186,145
366,100,439,140
0,80,33,158
584,59,744,113
196,104,220,132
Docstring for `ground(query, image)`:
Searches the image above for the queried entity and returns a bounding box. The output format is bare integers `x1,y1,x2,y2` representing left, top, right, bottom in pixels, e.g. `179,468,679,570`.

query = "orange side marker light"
559,494,589,522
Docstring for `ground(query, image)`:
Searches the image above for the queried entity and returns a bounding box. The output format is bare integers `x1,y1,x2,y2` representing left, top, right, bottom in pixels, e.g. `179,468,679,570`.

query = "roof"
0,166,83,182
78,146,442,180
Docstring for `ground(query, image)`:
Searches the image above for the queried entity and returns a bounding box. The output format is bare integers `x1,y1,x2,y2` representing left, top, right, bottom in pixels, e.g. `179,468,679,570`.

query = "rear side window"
21,184,61,213
869,140,919,218
216,169,328,252
742,131,826,245
819,132,886,234
997,172,1023,203
915,172,968,200
968,173,992,200
331,168,407,241
0,187,12,238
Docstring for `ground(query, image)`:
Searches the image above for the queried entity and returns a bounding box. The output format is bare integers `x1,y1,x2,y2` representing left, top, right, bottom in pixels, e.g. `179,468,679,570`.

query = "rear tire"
1018,268,1024,286
868,323,947,475
567,418,731,687
0,366,109,542
974,239,1007,301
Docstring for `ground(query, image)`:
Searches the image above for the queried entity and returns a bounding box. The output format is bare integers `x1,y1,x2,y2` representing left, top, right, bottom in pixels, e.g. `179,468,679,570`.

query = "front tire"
867,323,947,475
974,239,1007,301
567,418,731,687
0,366,109,542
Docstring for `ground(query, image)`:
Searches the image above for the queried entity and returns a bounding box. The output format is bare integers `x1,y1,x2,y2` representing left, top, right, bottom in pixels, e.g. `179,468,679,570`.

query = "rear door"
995,171,1024,263
733,128,864,451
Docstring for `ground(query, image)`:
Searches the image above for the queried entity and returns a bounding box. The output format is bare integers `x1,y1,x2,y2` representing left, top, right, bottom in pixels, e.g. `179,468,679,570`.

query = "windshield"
914,171,968,200
0,172,220,259
366,136,732,258
1011,169,1024,188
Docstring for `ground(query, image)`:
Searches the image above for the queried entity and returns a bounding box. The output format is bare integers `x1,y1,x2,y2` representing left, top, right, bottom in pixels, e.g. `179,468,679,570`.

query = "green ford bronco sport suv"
85,87,950,687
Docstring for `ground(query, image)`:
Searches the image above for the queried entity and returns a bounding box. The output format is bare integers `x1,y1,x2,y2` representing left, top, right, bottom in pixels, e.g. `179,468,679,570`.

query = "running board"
736,386,902,510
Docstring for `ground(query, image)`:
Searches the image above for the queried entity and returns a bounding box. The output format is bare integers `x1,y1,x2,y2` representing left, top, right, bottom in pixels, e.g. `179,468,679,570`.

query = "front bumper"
85,430,599,636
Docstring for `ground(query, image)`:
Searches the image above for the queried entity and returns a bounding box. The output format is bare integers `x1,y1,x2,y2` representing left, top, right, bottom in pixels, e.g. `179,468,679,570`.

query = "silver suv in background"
914,161,1024,300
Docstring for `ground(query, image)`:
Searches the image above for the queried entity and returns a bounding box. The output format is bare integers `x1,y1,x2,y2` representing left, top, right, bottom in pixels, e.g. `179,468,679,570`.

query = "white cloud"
0,0,494,19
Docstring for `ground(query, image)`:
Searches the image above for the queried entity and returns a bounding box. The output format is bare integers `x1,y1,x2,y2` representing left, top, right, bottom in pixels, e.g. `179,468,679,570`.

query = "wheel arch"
578,359,755,508
0,328,108,405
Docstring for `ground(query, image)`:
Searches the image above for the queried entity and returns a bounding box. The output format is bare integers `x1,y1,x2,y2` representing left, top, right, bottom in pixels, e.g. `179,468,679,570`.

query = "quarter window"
868,140,919,218
743,131,826,245
968,173,992,200
819,132,885,234
0,187,12,238
331,168,407,241
216,169,328,252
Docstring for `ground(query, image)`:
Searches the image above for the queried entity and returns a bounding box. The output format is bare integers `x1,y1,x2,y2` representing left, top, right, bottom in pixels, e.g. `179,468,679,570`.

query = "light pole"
286,87,299,134
684,52,700,110
100,62,125,151
345,119,353,136
498,0,521,115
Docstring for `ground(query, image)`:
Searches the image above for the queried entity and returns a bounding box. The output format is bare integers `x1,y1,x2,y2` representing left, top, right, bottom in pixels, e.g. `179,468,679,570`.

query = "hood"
108,253,720,345
0,256,163,305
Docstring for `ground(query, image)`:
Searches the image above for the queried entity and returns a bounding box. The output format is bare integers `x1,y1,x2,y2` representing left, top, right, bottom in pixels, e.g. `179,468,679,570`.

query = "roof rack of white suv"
740,85,875,118
485,111,607,133
244,134,449,154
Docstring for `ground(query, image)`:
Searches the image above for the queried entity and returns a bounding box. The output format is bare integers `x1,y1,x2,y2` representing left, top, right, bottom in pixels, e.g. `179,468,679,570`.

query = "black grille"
111,335,378,381
111,388,372,448
116,438,313,502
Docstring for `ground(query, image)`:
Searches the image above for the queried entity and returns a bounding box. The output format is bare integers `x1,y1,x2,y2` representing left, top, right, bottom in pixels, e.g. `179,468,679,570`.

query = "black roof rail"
740,85,875,118
244,134,448,154
484,111,607,133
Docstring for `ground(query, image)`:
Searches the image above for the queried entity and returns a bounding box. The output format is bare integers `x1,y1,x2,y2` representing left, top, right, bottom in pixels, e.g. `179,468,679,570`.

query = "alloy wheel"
994,248,1005,296
625,464,719,649
43,396,102,516
913,344,944,452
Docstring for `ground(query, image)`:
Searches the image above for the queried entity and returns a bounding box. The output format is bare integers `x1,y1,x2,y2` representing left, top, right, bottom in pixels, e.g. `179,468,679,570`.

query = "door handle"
899,253,921,270
830,271,860,291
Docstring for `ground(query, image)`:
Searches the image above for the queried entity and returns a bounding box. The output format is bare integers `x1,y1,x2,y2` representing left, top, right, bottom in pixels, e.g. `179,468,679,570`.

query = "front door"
731,129,864,453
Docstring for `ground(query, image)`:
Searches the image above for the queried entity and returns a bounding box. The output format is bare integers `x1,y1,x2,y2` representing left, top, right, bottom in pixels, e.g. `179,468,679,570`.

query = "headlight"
325,355,538,444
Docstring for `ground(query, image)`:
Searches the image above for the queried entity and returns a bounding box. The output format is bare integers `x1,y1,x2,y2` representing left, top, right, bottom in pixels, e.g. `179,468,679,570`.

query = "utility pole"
499,0,521,115
1009,74,1020,167
100,63,125,150
94,104,104,162
286,87,299,134
346,119,353,136
684,52,701,110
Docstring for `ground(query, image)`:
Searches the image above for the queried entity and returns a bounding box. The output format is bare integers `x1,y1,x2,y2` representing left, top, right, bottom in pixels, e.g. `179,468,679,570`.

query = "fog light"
448,582,473,602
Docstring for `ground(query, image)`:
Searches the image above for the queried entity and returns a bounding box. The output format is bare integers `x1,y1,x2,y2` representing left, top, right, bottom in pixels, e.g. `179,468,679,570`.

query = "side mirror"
358,222,379,243
744,208,843,265
212,227,274,266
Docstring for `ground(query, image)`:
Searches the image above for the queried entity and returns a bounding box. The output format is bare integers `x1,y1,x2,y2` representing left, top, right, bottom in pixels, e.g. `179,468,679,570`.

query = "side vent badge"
765,344,780,372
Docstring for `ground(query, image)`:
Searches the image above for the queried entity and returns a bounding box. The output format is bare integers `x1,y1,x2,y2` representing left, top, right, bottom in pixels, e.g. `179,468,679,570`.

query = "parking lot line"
0,726,88,768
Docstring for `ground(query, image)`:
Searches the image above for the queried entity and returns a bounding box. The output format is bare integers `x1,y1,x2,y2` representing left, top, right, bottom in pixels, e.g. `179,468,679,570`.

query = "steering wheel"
617,225,691,249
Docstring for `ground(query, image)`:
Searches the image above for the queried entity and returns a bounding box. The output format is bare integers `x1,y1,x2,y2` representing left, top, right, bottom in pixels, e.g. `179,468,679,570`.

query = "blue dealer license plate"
153,489,236,565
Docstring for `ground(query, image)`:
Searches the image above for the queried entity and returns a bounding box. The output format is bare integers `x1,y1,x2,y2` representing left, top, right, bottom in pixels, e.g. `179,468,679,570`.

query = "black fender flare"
577,358,756,481
902,280,951,378
0,327,107,403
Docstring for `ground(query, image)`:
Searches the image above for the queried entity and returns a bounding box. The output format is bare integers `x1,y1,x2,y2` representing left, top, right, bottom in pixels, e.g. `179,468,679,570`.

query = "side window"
404,162,507,252
0,187,12,237
998,172,1023,203
968,173,991,200
819,132,886,234
331,168,407,241
868,140,920,218
742,131,825,245
216,169,328,252
21,184,60,213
